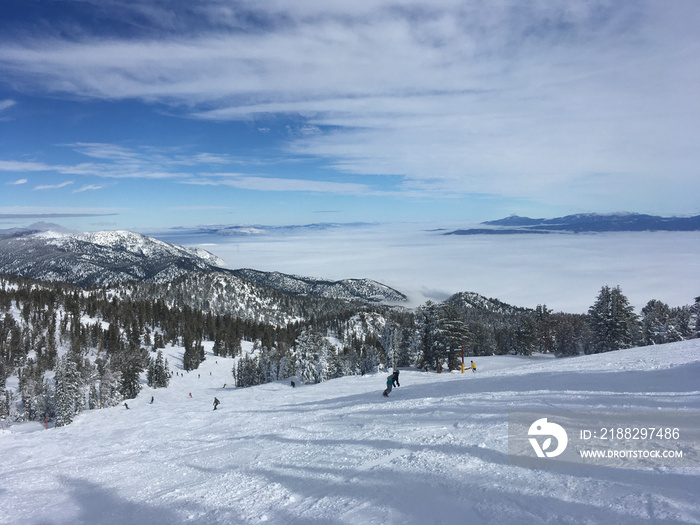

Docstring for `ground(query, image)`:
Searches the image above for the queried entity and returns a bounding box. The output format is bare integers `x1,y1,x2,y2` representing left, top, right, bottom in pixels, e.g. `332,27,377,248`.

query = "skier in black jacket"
392,369,400,387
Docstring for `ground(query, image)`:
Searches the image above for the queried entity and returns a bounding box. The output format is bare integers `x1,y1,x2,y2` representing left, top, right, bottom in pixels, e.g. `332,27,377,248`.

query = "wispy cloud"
34,181,74,190
0,205,124,220
0,142,377,196
185,174,373,195
73,184,103,192
7,178,28,185
167,205,232,211
0,99,15,120
0,160,54,172
0,1,698,210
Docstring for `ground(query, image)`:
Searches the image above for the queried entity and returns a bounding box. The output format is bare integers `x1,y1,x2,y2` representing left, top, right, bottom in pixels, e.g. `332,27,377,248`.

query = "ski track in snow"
2,341,700,525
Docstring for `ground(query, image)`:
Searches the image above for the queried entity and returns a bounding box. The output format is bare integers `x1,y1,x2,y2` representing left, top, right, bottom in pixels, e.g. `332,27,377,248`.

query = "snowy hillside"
232,268,407,303
0,228,407,303
2,341,699,525
0,230,226,286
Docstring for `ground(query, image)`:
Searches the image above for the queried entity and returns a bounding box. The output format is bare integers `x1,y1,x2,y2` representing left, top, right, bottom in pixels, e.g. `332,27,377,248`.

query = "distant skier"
150,396,154,404
382,374,394,397
291,380,296,388
213,397,220,410
471,360,476,373
124,403,129,409
392,369,400,387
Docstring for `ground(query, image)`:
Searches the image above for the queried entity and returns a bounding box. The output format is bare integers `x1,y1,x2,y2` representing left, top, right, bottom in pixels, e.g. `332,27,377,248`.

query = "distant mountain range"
164,222,373,237
446,213,700,235
0,229,406,303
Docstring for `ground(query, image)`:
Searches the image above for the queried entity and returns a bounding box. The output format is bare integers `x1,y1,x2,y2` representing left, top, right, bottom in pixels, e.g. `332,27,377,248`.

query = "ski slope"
2,341,700,525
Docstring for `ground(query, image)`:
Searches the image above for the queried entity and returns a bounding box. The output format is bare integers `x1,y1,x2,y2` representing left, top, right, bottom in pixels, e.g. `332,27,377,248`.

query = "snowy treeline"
1,274,699,426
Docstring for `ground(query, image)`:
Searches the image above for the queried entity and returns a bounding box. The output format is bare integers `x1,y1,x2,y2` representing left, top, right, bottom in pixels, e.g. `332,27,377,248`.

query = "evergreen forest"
1,273,698,427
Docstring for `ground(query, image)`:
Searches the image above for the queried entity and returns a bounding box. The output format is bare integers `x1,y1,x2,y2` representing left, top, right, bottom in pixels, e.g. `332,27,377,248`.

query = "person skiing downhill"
392,369,400,387
471,360,476,373
213,397,220,410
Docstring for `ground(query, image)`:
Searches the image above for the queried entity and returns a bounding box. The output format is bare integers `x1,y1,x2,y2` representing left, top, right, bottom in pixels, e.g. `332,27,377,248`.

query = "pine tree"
96,360,122,408
117,348,147,400
534,305,554,353
294,329,332,384
395,324,414,367
147,350,170,388
54,355,81,427
641,300,671,345
0,389,10,419
588,286,639,353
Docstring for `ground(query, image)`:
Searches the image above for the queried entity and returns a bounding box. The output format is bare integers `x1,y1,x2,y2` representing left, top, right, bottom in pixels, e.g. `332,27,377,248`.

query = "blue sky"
1,0,699,232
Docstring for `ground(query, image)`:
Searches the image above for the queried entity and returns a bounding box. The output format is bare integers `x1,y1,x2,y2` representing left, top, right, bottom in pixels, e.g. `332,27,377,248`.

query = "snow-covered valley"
2,340,699,525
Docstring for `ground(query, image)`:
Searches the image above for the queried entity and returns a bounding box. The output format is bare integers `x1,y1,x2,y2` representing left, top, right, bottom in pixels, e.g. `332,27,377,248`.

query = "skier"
291,380,295,388
150,396,154,404
471,360,476,373
124,403,129,409
213,397,220,410
392,369,400,387
382,374,394,397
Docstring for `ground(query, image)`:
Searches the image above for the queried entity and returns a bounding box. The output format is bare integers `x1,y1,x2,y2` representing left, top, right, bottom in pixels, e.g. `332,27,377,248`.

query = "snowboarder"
471,360,476,373
392,369,400,387
213,397,220,410
382,374,394,397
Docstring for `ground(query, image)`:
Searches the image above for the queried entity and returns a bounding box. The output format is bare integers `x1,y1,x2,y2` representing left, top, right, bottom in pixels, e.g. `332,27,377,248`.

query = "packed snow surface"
2,341,700,525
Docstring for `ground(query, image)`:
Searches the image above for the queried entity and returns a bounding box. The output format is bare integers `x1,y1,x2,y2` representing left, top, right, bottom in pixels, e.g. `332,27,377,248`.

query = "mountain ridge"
446,212,700,235
0,229,407,303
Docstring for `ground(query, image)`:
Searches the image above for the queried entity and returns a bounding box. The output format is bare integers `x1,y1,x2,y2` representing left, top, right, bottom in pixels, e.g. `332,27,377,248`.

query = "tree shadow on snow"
242,433,699,524
55,476,185,525
245,459,694,525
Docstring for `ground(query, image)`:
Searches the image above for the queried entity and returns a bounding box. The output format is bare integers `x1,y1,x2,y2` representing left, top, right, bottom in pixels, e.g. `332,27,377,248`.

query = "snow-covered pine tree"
88,382,99,410
234,355,261,387
588,285,639,353
94,358,122,408
641,299,671,345
395,324,414,368
118,348,147,400
670,306,693,341
415,301,440,370
54,355,81,427
534,305,554,353
294,329,333,384
0,389,10,419
147,350,170,388
282,347,297,379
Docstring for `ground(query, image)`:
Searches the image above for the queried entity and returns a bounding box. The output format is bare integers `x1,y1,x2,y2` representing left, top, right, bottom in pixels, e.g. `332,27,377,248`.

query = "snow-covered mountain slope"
2,340,699,525
0,229,407,303
446,291,532,316
0,230,226,286
232,268,407,303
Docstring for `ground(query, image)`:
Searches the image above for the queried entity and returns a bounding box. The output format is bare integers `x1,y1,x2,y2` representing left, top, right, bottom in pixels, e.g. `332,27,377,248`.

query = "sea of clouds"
159,223,700,314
